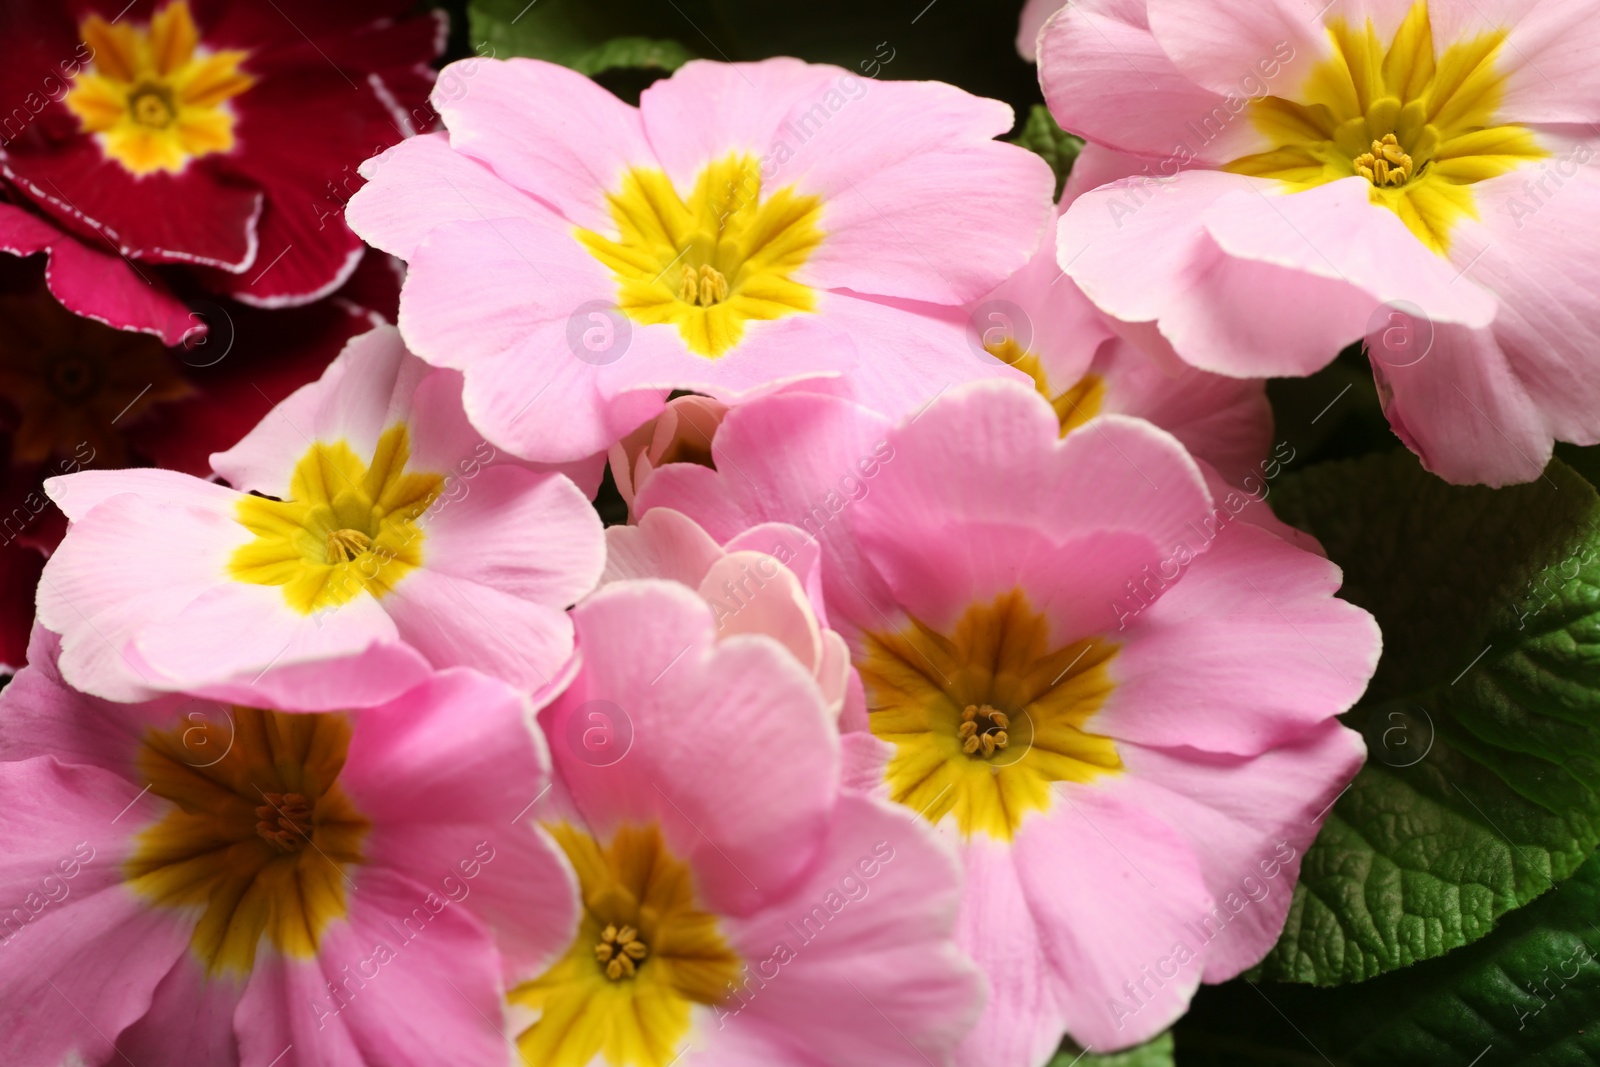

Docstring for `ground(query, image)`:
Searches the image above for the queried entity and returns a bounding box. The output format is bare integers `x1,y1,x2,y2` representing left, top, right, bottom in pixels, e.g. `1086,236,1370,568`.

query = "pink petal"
714,793,981,1067
234,867,509,1067
951,838,1069,1067
1112,719,1366,982
433,57,654,231
1038,0,1258,163
212,325,424,497
348,131,552,261
422,464,604,608
36,479,255,704
382,568,577,694
639,58,842,189
117,956,242,1065
851,384,1211,579
0,759,188,1067
545,581,840,916
812,294,1032,421
340,669,580,982
1017,0,1063,59
602,507,725,586
1011,786,1213,1050
1373,319,1554,487
1145,0,1330,99
1100,523,1380,755
700,550,825,670
397,215,665,462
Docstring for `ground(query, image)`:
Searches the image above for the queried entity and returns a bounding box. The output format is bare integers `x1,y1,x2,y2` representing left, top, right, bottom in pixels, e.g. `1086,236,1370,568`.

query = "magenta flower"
638,381,1380,1056
0,627,577,1066
346,57,1055,462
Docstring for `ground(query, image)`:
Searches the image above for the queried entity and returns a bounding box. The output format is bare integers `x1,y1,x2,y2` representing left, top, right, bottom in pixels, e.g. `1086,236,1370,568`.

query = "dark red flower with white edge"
0,0,442,308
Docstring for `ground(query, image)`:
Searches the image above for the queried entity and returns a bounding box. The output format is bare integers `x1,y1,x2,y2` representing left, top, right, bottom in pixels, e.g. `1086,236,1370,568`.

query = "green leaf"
1178,853,1600,1066
1331,850,1600,1065
468,0,697,72
1010,104,1083,200
1259,451,1600,984
571,36,693,76
1050,1032,1173,1066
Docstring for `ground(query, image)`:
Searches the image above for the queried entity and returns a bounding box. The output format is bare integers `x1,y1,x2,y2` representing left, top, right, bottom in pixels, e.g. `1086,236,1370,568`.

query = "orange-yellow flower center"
65,1,255,176
125,707,368,975
984,335,1107,437
860,589,1122,840
512,822,743,1067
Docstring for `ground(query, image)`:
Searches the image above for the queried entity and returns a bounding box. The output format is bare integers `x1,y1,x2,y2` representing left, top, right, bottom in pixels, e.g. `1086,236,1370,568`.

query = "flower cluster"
29,0,1600,1062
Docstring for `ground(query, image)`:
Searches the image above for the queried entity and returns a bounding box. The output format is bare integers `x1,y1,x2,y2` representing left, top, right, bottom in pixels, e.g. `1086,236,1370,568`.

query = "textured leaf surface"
1262,452,1600,984
470,0,696,73
1052,1032,1173,1066
1179,854,1600,1066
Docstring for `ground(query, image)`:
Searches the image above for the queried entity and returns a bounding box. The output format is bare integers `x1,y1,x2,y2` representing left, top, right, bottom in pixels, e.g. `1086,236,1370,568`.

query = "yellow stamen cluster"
959,703,1010,758
593,923,649,980
254,791,313,852
325,527,375,564
679,264,730,307
1354,134,1415,188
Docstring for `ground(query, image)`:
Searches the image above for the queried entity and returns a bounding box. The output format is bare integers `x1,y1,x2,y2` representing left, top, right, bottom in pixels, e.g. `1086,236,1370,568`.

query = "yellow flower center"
985,336,1106,437
64,0,255,176
228,425,444,615
860,589,1121,840
125,707,368,975
576,153,825,358
512,823,743,1067
1223,1,1546,254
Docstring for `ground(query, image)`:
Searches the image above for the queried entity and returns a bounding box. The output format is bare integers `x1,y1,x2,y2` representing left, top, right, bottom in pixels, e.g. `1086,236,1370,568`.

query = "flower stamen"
325,528,373,564
680,264,730,307
960,703,1010,759
255,791,314,852
594,923,650,980
1354,134,1416,188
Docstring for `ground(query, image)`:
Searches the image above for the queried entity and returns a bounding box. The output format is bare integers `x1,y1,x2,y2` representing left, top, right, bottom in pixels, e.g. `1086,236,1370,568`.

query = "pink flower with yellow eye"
1039,0,1600,486
347,56,1054,462
36,325,603,710
0,626,578,1067
522,579,979,1066
638,381,1380,1058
